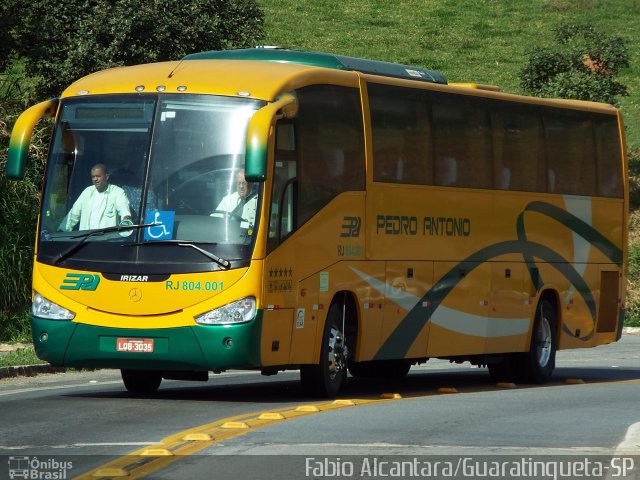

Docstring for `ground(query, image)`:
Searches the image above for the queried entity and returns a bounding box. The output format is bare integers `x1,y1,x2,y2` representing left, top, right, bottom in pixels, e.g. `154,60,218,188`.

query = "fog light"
223,337,233,348
40,332,49,342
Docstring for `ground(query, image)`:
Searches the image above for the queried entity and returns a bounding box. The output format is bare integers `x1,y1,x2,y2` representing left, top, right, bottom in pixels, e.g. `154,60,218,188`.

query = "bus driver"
58,163,132,231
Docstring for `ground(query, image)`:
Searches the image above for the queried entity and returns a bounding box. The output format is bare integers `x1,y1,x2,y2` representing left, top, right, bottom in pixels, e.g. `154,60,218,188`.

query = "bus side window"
594,115,623,198
268,122,298,252
490,104,545,193
268,85,366,253
369,83,432,185
432,93,492,189
544,110,596,196
295,85,365,226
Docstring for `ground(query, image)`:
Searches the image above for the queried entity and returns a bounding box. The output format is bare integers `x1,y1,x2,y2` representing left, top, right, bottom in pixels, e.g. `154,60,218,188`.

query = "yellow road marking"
437,387,459,393
565,378,585,384
75,375,629,479
76,397,390,479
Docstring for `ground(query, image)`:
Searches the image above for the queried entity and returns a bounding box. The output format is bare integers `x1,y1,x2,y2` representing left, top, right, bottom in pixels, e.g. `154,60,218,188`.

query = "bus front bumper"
30,314,262,371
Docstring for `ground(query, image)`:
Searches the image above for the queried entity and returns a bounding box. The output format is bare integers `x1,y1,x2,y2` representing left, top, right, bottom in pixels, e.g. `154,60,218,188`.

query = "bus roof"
182,48,448,85
61,59,365,100
60,49,617,116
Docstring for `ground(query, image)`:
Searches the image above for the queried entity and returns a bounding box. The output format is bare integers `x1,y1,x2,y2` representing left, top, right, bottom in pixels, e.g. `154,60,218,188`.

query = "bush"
0,107,50,339
6,0,265,100
520,23,630,105
626,147,640,327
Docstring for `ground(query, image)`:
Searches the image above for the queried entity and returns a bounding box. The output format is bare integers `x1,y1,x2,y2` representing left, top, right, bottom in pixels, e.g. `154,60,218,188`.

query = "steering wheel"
210,210,250,222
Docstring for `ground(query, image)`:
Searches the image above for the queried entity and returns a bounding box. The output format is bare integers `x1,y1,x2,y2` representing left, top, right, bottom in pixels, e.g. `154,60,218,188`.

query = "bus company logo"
7,456,73,479
59,273,100,291
340,216,361,238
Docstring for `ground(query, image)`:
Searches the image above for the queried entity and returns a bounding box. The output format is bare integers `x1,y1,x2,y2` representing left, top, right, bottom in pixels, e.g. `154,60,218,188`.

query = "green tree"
0,3,17,72
0,0,265,338
5,0,265,100
519,23,630,105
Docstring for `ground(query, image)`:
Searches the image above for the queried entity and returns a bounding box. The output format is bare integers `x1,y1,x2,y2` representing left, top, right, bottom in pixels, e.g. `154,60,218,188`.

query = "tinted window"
544,109,596,196
490,103,546,192
431,93,492,189
296,85,365,225
369,83,432,184
593,115,623,198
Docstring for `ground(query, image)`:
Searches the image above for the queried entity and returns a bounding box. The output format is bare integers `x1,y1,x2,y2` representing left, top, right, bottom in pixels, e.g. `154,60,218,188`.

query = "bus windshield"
38,94,265,273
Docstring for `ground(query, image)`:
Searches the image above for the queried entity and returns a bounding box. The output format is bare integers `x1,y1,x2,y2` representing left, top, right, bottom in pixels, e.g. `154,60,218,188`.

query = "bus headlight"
32,292,75,320
195,297,256,325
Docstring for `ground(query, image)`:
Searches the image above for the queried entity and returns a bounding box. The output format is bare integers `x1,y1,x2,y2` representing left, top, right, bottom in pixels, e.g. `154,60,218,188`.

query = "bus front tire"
121,369,162,394
300,304,348,398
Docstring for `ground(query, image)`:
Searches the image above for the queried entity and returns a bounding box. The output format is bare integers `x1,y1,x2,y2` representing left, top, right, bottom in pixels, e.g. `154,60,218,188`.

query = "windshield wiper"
53,223,157,265
125,240,231,270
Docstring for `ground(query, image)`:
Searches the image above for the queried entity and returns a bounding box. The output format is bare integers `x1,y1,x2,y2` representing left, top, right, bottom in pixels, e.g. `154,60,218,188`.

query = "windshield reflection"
38,94,265,271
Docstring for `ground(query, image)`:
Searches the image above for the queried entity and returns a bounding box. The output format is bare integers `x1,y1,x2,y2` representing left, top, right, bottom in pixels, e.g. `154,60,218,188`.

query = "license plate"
116,337,154,353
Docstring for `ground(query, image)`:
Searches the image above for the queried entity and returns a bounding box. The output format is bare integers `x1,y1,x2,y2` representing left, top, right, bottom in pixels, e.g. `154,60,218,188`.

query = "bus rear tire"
300,303,348,398
516,299,557,383
121,369,162,394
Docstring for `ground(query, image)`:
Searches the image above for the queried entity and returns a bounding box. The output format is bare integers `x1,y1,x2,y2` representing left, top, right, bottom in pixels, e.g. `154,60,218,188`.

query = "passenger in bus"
498,167,511,190
547,169,557,193
210,169,257,224
437,156,458,186
58,163,132,231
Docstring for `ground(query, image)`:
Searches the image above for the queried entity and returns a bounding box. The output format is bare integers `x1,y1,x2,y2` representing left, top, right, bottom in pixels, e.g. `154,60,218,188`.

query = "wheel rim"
327,325,347,380
536,315,553,367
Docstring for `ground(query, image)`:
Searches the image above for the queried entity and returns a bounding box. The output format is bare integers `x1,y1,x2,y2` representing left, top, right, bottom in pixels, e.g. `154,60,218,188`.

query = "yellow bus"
7,48,627,397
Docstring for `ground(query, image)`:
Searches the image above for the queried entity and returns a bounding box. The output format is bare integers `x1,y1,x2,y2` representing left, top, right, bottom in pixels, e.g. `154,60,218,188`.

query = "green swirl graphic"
373,201,623,360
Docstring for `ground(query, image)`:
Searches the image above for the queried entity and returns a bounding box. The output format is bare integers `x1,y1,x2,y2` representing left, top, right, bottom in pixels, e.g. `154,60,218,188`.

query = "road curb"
0,364,66,379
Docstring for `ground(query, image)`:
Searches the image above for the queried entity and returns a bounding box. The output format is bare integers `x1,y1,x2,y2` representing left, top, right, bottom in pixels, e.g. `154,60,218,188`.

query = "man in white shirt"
59,163,132,231
211,169,257,225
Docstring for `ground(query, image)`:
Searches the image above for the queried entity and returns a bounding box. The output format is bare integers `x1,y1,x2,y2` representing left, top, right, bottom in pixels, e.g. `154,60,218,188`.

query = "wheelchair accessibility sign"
144,211,175,241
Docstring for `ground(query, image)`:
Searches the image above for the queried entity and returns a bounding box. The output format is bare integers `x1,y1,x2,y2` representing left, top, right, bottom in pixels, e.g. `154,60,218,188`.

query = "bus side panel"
594,267,623,342
487,261,530,354
288,275,320,365
260,308,294,367
426,261,491,357
382,261,432,360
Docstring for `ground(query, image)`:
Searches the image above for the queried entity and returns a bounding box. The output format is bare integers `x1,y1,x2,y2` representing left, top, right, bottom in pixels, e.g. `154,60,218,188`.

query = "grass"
0,308,32,344
0,347,44,368
257,0,640,149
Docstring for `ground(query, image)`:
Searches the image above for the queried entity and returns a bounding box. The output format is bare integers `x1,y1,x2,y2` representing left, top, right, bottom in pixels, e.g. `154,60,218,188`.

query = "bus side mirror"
245,93,298,182
6,99,59,180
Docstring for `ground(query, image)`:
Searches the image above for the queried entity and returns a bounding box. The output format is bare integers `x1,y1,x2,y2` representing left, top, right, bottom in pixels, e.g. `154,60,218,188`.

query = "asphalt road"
0,335,639,479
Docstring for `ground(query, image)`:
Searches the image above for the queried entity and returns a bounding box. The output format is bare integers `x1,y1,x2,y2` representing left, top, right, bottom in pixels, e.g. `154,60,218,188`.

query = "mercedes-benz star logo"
129,287,142,302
